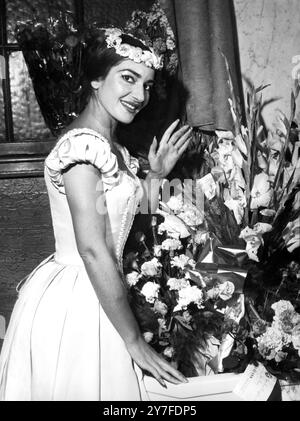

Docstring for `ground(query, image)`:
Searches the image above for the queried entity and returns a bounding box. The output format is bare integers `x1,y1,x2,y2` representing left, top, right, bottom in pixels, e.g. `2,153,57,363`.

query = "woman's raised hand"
148,119,193,179
126,336,188,388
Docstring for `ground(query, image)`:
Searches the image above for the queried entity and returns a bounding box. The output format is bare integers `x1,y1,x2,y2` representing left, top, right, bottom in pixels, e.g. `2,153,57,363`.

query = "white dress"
0,128,145,401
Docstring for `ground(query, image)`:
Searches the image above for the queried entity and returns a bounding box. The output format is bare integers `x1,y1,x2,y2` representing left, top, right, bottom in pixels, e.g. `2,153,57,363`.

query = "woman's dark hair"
81,29,152,106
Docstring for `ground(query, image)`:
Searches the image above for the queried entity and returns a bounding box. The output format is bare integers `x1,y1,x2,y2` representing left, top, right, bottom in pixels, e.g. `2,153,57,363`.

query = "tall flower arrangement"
185,56,300,381
193,54,300,264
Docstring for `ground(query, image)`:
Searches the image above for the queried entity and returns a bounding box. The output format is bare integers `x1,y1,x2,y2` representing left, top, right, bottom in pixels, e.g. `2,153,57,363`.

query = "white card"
233,363,277,401
196,174,217,200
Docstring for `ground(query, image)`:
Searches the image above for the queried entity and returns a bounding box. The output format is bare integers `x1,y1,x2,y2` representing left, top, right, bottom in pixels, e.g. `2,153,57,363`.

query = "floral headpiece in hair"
104,27,163,70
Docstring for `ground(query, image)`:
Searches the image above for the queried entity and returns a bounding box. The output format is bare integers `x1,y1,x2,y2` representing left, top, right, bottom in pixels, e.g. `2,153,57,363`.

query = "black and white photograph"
0,0,299,403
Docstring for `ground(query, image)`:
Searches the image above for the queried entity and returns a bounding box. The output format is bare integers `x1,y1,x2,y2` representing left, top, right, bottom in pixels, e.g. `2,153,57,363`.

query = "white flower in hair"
118,44,132,57
103,27,163,70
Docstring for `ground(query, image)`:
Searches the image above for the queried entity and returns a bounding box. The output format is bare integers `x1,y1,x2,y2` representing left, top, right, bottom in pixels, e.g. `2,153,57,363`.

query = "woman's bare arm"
63,163,187,386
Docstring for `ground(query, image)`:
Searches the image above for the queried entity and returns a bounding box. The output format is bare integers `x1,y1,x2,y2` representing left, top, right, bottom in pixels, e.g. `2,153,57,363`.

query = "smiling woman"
0,26,192,401
77,28,158,128
86,61,155,127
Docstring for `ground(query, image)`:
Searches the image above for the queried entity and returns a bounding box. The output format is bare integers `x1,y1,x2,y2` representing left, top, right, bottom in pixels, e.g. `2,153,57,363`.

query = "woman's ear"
91,79,102,90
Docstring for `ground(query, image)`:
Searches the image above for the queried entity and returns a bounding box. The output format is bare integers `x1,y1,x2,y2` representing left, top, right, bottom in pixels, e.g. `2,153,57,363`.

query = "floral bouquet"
224,261,300,382
124,196,245,378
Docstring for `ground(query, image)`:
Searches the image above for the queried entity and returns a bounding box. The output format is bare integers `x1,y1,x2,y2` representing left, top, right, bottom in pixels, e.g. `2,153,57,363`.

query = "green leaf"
291,91,296,119
255,84,271,94
174,315,193,331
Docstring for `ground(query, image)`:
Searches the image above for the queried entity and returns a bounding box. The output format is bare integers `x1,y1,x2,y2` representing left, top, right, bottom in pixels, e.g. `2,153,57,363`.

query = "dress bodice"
44,128,144,272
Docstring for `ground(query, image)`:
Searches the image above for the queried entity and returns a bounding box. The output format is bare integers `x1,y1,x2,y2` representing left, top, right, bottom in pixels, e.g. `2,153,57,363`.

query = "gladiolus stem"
152,226,158,245
250,209,258,227
142,240,151,255
248,301,262,321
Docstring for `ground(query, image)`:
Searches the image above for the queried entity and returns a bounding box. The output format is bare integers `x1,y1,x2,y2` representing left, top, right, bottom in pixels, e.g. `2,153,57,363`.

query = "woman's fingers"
148,136,158,158
168,125,191,145
149,352,188,385
148,362,184,386
160,119,180,145
148,366,167,388
157,359,188,384
177,138,191,156
173,127,193,150
158,369,183,385
128,338,188,388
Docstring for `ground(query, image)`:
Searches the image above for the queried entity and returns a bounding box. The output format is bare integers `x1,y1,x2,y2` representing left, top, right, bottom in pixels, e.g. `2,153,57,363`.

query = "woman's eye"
122,74,135,83
144,84,154,92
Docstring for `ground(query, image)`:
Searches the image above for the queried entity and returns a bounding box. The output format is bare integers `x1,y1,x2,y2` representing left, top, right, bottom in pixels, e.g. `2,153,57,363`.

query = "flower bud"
135,231,145,243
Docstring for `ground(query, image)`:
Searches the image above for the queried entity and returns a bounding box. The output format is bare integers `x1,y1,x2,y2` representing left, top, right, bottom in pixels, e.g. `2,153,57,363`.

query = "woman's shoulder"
45,127,119,193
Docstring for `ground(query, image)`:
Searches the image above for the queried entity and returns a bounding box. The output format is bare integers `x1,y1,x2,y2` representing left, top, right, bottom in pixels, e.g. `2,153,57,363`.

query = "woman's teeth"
121,101,138,113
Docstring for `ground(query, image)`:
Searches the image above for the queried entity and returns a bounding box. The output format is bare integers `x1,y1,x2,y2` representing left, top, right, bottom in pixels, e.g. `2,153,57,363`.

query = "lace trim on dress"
113,145,143,281
45,128,120,194
114,143,140,175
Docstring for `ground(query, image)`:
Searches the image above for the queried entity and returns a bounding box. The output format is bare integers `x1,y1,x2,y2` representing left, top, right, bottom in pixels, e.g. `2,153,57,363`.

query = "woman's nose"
132,82,145,102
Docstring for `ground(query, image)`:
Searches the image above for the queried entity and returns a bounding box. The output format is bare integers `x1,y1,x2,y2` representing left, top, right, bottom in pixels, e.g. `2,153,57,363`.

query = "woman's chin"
117,113,137,124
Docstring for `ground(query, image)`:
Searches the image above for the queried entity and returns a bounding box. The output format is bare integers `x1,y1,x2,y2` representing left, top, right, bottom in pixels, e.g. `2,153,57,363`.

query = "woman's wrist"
147,169,164,181
124,331,144,348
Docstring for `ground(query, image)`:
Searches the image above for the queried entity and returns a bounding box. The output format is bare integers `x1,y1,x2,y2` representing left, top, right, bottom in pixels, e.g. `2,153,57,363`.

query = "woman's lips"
120,100,141,114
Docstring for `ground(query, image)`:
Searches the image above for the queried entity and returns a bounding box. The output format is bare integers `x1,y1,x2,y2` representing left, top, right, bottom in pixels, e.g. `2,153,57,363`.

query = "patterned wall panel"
234,0,300,127
0,178,54,325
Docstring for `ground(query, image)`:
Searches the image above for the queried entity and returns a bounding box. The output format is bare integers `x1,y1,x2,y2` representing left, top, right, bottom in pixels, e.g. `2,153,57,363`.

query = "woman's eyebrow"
118,68,155,83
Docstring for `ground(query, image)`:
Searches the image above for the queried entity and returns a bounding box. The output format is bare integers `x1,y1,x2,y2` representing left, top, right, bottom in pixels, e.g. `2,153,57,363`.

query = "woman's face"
93,59,155,125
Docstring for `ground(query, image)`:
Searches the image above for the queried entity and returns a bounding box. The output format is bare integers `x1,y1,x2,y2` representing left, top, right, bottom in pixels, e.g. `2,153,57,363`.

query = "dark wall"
0,177,54,329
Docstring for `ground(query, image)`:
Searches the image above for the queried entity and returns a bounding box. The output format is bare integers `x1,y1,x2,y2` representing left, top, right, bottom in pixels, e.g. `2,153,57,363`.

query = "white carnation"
126,271,141,287
257,326,291,361
141,258,162,277
143,332,154,343
161,238,183,251
170,254,193,270
271,300,295,316
174,286,203,311
163,346,175,358
141,282,160,303
167,277,191,291
166,196,183,213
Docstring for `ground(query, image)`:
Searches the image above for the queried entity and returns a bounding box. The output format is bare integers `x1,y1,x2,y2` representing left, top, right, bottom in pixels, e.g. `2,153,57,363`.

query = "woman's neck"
74,98,118,144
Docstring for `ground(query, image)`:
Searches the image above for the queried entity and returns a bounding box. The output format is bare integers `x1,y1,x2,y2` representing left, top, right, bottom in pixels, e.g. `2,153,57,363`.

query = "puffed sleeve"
45,129,120,194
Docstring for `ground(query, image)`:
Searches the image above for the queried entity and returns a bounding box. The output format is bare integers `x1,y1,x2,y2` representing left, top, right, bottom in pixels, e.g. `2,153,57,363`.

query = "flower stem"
248,302,262,321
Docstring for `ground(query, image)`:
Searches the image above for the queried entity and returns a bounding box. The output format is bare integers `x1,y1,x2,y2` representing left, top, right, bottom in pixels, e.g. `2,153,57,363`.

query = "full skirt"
0,255,141,401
